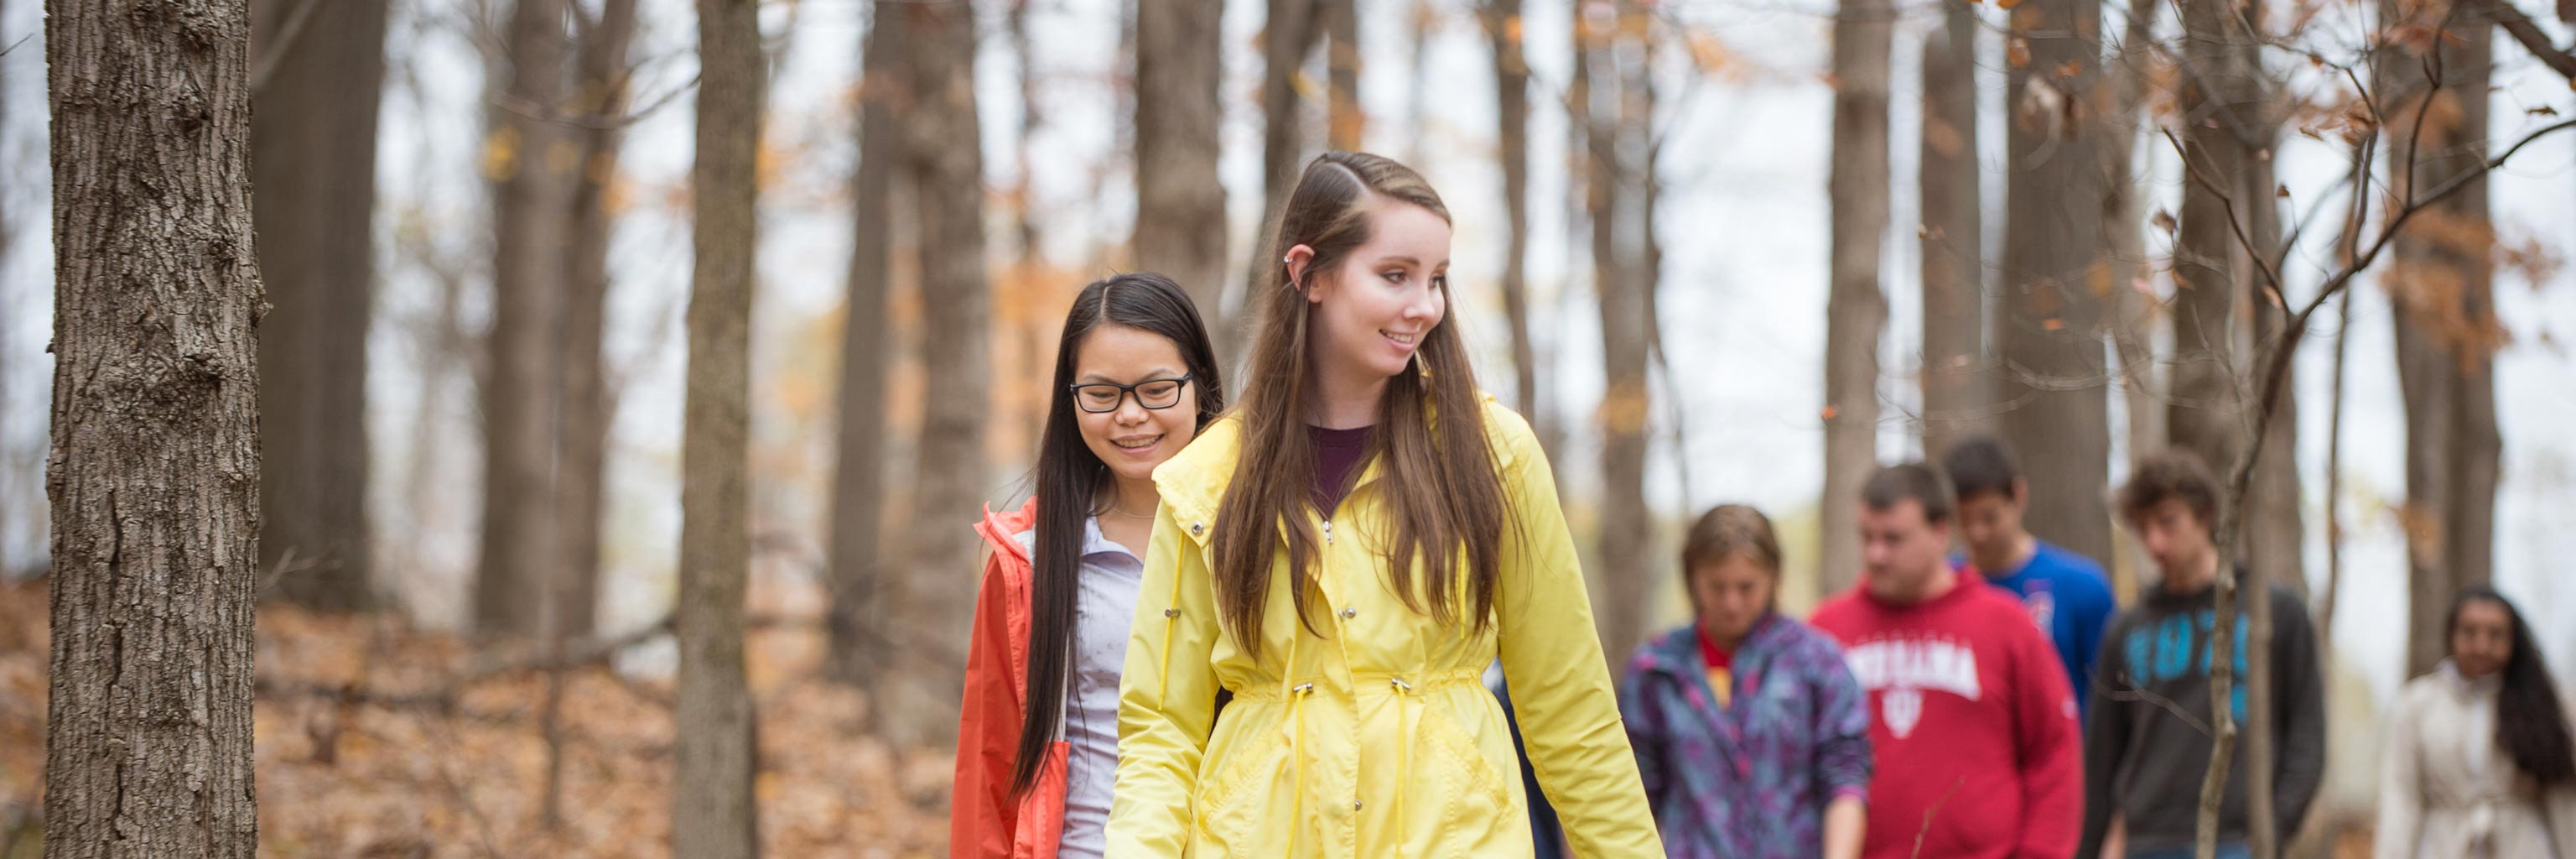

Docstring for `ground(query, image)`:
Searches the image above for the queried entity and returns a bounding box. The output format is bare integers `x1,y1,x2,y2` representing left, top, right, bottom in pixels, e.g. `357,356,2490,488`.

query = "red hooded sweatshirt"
1810,576,2083,859
949,498,1066,859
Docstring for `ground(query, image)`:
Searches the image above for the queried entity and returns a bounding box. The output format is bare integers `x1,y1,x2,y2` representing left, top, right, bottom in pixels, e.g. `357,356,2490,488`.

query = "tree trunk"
891,0,992,750
1231,0,1325,368
1006,0,1046,453
556,0,639,645
1324,0,1362,150
1134,0,1228,325
2000,0,2114,565
672,1,762,856
0,23,12,576
2378,0,2497,679
541,0,639,824
1820,0,1892,596
1482,0,1539,420
827,0,906,694
2101,0,2165,604
1404,0,1433,162
2165,0,2261,487
44,0,261,853
252,0,388,612
476,0,571,637
2320,286,2351,635
2239,70,2294,859
1585,1,1654,670
1918,0,1983,461
826,0,904,692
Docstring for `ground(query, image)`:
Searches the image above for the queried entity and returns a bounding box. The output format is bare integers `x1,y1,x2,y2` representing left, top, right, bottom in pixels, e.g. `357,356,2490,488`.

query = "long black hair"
1011,273,1224,795
2450,586,2575,787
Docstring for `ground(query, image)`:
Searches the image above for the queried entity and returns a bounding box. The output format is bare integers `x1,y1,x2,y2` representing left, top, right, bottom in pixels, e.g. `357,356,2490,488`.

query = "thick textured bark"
1820,0,1893,595
2377,0,2498,679
475,0,571,637
2000,0,2113,566
555,0,639,644
1482,0,1539,420
44,0,262,854
827,0,908,693
1231,0,1326,367
1324,0,1361,150
252,0,388,612
1133,0,1228,326
672,1,762,856
1583,2,1654,670
893,0,992,750
1918,1,1983,461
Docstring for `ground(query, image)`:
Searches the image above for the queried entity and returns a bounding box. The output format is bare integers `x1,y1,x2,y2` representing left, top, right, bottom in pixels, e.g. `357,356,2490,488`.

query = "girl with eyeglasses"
949,273,1225,859
1105,152,1659,856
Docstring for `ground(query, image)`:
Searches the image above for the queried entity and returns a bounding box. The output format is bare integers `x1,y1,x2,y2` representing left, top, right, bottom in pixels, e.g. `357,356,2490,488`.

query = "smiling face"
1072,324,1200,487
1299,200,1452,383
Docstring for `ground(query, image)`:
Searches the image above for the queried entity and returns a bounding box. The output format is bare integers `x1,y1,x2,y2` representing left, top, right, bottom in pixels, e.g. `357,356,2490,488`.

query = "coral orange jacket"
949,497,1066,859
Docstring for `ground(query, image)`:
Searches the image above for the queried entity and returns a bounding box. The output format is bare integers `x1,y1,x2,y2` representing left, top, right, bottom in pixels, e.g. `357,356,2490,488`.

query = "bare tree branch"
2475,0,2576,79
2185,101,2576,858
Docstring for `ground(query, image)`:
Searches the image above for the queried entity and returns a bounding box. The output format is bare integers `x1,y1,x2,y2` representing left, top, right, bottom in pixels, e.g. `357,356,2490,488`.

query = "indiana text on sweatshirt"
1810,579,2084,859
2077,580,2326,856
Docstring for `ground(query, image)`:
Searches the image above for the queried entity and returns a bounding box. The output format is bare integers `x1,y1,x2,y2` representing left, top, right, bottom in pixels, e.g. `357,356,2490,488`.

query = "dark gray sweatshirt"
2076,579,2326,856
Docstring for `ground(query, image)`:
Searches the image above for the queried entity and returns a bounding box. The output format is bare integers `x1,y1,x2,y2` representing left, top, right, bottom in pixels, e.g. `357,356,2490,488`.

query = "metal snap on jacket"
1189,521,1203,536
1163,608,1179,618
1339,607,1357,619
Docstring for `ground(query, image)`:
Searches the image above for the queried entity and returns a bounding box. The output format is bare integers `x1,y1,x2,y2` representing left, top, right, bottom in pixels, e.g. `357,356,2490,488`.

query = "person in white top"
949,273,1226,859
2376,586,2576,859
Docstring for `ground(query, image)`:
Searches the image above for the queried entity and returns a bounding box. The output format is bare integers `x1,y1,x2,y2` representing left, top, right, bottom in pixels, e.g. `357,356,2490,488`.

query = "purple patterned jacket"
1618,614,1874,859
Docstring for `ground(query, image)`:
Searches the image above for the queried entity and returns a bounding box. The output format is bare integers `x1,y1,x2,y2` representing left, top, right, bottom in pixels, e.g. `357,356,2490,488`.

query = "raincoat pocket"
1419,705,1520,855
1195,712,1290,858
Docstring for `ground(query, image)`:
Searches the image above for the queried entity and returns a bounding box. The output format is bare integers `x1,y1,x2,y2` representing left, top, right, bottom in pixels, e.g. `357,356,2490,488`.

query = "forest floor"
0,576,952,858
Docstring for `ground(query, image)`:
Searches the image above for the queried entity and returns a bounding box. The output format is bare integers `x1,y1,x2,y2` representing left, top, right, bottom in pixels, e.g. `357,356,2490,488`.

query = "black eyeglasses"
1069,374,1194,414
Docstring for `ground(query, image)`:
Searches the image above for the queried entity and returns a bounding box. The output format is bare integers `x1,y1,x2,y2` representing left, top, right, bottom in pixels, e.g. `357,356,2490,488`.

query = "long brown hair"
1210,151,1509,659
1013,273,1223,795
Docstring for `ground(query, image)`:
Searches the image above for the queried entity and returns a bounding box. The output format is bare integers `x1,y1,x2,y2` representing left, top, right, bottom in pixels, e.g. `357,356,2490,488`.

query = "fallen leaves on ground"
0,578,949,858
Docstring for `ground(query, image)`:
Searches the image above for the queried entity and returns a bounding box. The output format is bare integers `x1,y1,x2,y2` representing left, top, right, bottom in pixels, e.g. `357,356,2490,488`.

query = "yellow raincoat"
1106,397,1662,858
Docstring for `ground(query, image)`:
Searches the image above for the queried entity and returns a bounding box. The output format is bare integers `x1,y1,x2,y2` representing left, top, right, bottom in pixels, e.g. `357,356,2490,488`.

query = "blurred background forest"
2,0,2573,854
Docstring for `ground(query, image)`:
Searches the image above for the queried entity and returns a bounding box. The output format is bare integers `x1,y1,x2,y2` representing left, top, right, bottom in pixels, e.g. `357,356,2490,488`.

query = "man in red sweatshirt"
1810,462,2083,859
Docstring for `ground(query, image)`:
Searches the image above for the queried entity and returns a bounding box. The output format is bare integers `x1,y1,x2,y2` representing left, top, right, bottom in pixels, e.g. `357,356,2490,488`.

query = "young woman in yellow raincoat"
1105,151,1662,858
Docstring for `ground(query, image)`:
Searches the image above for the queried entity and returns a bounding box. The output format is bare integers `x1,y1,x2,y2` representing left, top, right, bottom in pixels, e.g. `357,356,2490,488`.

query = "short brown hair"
1863,462,1955,523
1680,504,1784,576
2117,451,2222,528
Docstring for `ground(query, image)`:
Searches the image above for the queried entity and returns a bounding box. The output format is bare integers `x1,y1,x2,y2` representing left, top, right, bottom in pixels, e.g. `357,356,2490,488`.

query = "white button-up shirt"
1011,516,1143,859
